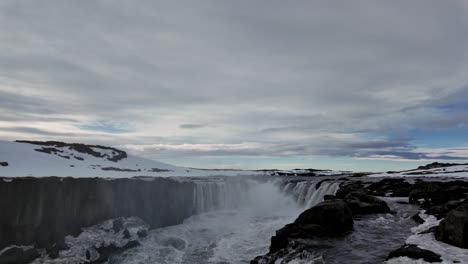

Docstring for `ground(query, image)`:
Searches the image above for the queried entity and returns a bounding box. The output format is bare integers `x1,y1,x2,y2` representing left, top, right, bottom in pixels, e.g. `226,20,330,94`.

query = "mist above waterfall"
107,176,338,264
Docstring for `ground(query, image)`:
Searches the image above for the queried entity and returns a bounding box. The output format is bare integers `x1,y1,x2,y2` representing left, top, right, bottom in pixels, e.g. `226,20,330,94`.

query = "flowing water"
46,176,418,264
109,177,345,264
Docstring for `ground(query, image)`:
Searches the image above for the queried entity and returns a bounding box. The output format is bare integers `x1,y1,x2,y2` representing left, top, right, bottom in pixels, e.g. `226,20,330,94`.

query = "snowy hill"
370,162,468,179
0,140,264,178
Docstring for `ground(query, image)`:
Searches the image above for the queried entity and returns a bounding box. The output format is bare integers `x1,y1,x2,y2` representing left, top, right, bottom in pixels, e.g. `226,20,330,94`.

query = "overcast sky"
1,1,468,171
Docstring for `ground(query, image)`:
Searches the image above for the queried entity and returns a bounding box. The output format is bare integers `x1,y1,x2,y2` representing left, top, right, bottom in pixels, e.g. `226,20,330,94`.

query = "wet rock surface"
255,177,468,263
0,246,40,264
31,217,149,263
435,201,468,248
386,244,442,263
342,191,390,215
269,200,353,253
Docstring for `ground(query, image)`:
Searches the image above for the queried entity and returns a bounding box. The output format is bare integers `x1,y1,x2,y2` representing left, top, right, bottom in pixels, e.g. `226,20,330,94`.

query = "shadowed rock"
436,202,468,248
342,192,390,215
269,200,353,253
386,245,442,262
0,246,40,264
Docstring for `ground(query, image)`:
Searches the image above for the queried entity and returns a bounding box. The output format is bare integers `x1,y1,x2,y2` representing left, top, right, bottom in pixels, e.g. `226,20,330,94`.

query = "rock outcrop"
386,245,442,263
0,246,40,264
269,200,353,253
16,140,127,162
335,181,390,215
366,178,411,197
435,202,468,248
409,181,468,208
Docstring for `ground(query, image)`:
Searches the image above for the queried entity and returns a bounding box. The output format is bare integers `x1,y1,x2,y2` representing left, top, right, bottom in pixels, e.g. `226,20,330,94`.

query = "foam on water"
112,180,303,264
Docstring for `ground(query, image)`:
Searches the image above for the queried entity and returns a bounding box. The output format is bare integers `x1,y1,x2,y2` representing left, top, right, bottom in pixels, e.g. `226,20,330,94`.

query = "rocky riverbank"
252,177,468,263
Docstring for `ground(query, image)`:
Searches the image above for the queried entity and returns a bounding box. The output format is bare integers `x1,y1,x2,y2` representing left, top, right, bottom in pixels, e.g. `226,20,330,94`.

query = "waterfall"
305,181,340,208
193,178,252,213
192,177,341,215
282,179,340,208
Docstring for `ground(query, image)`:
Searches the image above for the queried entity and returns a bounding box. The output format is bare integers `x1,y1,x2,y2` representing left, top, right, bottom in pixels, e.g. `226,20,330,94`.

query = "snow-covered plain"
0,140,266,178
370,164,468,179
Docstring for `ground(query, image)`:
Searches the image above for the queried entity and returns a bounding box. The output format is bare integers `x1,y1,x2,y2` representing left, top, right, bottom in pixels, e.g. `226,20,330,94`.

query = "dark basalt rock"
343,191,390,215
91,240,140,263
16,140,127,162
419,226,437,235
137,230,148,238
411,213,425,224
148,168,172,172
269,200,353,253
0,162,8,167
366,178,412,197
251,242,321,264
417,162,466,170
112,218,124,233
122,229,131,239
315,179,334,189
323,194,337,201
0,246,40,264
101,167,139,172
426,199,466,219
386,245,442,262
435,202,468,248
409,181,468,208
335,181,366,198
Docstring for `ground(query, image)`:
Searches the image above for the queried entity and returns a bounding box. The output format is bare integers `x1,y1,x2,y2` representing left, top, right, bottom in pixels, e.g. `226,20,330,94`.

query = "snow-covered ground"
370,164,468,179
386,210,468,264
0,140,266,178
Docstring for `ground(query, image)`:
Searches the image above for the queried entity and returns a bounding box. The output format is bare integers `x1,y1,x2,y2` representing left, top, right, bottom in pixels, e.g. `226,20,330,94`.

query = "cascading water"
281,179,341,209
108,176,341,264
192,178,252,213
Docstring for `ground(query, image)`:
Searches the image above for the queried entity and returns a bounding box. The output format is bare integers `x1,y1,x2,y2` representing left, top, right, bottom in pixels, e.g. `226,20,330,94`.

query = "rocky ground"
252,177,468,263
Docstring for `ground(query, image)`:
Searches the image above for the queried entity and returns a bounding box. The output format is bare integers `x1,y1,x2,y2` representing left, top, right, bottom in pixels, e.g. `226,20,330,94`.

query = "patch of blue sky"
78,120,132,134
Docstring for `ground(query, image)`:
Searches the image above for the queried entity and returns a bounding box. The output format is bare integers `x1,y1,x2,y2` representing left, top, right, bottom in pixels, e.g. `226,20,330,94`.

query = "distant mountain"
371,162,468,179
0,140,261,178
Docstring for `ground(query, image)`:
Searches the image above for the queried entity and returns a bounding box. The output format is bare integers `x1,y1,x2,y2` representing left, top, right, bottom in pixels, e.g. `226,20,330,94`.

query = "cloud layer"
1,1,468,169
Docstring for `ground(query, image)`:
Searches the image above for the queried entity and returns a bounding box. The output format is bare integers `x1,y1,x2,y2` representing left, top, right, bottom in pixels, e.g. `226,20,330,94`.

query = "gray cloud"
1,0,468,167
180,124,206,129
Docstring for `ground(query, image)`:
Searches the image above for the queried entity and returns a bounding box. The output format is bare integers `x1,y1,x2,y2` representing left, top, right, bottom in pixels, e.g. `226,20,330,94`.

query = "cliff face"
0,177,195,249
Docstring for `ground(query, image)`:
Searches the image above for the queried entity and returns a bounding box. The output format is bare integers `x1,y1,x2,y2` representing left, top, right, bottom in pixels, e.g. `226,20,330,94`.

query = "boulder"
343,192,390,215
411,213,425,224
122,229,131,239
90,240,140,263
386,245,442,262
409,182,442,205
410,181,468,208
366,178,412,197
335,181,366,198
435,202,468,248
323,194,337,201
426,199,466,219
137,229,148,238
0,246,40,264
269,200,353,253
